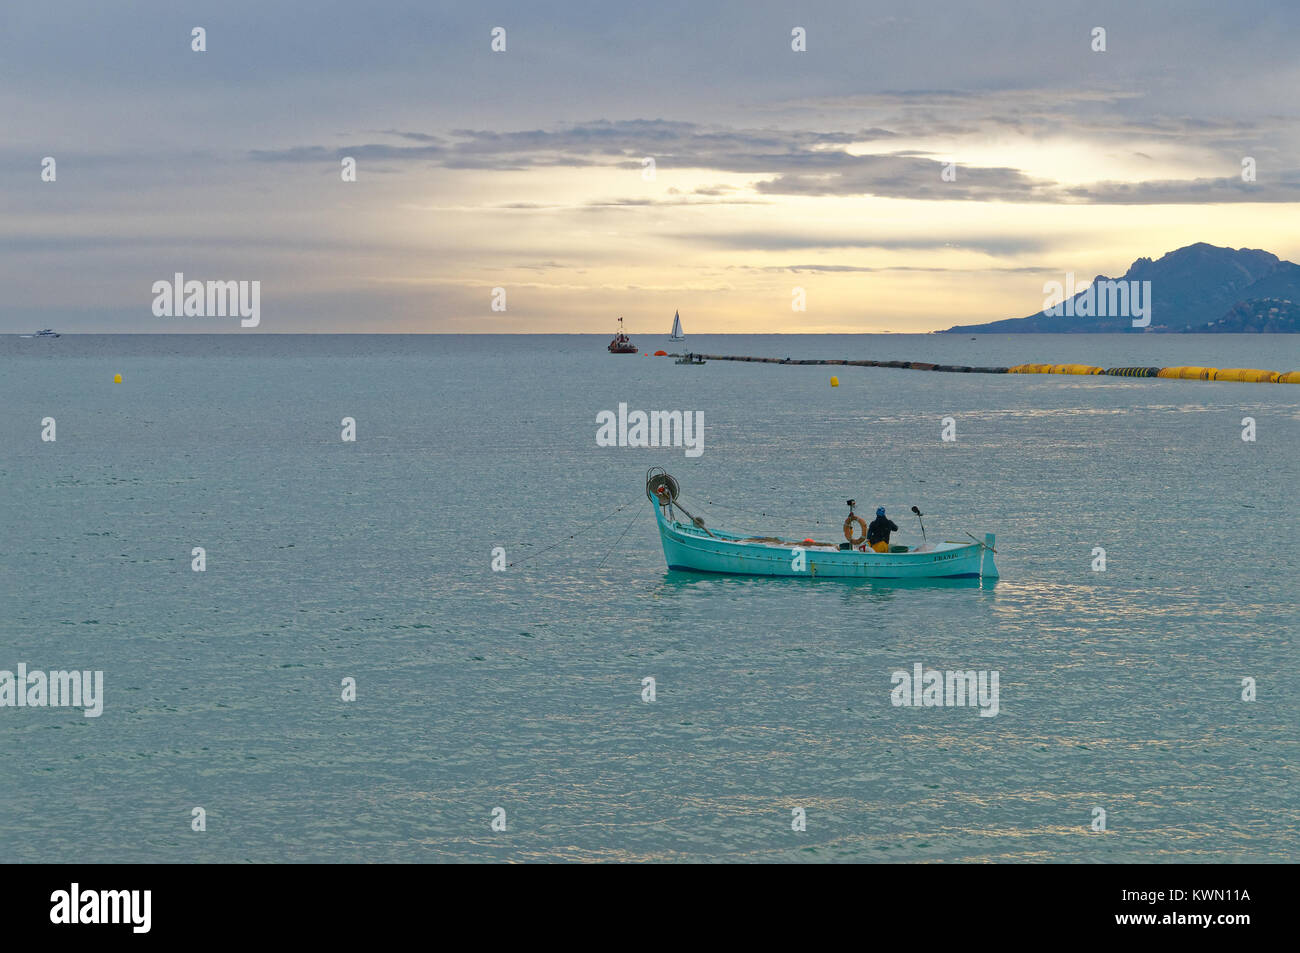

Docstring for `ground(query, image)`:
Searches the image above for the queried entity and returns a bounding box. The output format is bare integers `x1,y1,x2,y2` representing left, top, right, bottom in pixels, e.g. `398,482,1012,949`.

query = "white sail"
669,310,684,340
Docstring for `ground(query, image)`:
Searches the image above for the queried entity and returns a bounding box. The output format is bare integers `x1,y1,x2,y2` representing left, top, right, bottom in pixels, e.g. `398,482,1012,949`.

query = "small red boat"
607,316,638,354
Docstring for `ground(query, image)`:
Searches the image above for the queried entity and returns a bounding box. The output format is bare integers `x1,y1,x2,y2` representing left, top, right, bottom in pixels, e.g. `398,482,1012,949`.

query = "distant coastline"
942,243,1300,333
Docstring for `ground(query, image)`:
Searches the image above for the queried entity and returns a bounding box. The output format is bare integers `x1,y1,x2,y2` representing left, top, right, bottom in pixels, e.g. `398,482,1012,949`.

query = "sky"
3,0,1299,333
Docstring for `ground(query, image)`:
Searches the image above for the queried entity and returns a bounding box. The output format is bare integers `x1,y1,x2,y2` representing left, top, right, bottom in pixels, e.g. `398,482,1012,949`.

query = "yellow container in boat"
1157,366,1215,380
1212,368,1279,383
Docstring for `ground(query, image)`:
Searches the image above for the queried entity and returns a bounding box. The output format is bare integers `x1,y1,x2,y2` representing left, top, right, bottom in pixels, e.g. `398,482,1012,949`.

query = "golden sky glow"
4,1,1299,332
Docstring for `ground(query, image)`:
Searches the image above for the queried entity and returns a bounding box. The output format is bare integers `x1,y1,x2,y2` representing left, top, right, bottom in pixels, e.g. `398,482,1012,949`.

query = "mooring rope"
507,494,642,567
595,507,643,570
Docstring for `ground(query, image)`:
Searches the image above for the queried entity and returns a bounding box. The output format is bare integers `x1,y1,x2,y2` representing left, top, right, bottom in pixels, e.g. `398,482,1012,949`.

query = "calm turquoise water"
2,334,1297,862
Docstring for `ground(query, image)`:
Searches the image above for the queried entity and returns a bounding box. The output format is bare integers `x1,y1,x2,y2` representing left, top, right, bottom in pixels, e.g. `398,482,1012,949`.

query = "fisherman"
866,507,898,553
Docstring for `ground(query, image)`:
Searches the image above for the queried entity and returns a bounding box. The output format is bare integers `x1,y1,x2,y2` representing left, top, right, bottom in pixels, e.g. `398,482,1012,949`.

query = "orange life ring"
843,514,867,545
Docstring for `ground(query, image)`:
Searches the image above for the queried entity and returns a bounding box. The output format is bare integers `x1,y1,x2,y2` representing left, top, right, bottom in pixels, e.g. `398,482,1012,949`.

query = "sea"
1,333,1297,863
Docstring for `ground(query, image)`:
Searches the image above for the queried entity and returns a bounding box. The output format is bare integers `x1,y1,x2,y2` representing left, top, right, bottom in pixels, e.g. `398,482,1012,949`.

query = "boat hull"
652,500,997,579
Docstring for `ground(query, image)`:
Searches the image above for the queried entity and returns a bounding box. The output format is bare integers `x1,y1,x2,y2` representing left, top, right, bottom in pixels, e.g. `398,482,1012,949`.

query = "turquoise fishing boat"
646,469,998,580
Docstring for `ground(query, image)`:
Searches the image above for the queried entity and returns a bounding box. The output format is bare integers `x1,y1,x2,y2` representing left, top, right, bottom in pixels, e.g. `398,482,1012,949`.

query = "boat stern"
980,533,999,578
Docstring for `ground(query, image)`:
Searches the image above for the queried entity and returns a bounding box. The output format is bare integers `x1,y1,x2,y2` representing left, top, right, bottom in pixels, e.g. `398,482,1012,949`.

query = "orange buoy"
801,538,816,545
654,350,667,356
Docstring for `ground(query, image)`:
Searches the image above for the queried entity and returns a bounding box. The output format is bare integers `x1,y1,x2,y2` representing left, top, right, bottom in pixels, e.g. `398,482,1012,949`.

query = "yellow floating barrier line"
675,355,1291,382
1212,368,1280,383
1049,364,1105,375
1157,366,1216,380
1007,363,1052,374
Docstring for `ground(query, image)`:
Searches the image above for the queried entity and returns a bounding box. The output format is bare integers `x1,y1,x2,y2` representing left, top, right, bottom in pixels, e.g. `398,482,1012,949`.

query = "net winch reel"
645,467,713,537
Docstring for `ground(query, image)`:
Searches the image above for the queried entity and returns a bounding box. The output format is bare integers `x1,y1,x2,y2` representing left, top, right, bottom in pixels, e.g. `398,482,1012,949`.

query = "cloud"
671,234,1054,256
247,119,890,172
245,112,1300,205
1059,175,1300,204
747,264,1054,274
250,143,445,163
752,153,1054,201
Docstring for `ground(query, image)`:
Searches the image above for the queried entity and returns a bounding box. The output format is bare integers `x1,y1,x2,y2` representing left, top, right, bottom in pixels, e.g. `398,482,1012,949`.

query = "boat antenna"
911,505,926,544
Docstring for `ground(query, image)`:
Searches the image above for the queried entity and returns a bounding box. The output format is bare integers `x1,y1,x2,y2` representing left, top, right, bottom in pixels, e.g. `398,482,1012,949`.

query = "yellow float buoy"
830,376,839,387
1157,366,1215,380
1212,368,1279,383
113,373,122,383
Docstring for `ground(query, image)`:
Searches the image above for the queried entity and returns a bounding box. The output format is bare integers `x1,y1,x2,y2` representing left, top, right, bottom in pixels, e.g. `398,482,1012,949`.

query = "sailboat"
669,310,685,342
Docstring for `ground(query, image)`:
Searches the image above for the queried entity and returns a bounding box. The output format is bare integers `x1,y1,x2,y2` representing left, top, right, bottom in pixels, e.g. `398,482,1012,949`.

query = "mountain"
941,243,1300,333
1188,296,1300,332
